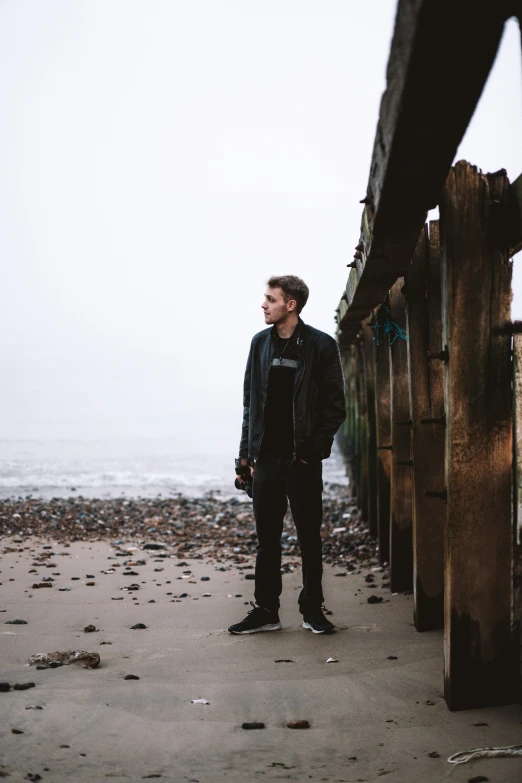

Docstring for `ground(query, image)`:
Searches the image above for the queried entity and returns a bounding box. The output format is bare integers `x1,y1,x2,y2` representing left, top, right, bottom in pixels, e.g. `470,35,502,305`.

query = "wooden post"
405,223,445,630
341,348,356,498
512,335,522,692
362,319,378,537
349,346,360,502
389,278,413,593
374,320,391,565
357,338,369,521
350,345,361,507
441,161,517,710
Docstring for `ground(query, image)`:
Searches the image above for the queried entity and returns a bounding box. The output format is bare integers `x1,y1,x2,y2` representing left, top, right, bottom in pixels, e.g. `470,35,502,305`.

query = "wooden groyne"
336,0,522,711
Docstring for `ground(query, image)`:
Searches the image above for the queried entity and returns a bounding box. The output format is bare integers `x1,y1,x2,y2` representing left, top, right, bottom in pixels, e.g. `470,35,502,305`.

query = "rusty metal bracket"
427,346,449,363
420,415,446,425
492,320,522,335
425,489,447,502
346,261,357,268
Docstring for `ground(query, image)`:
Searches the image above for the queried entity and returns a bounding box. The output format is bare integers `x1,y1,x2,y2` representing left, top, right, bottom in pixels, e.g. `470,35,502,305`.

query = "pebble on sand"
0,485,372,572
28,651,100,669
242,722,265,729
287,720,310,729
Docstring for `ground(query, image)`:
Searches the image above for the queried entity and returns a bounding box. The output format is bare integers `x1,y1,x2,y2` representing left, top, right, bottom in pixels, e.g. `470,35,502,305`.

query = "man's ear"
287,299,297,312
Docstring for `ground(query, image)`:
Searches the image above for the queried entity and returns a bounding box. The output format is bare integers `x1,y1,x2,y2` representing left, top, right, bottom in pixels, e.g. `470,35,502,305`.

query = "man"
228,275,346,635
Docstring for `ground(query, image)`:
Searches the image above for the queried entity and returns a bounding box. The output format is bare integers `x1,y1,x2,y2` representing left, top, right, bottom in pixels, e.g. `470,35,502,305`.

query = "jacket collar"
270,317,306,356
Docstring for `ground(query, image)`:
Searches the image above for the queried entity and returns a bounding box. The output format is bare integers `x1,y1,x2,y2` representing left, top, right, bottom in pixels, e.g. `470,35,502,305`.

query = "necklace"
277,336,290,365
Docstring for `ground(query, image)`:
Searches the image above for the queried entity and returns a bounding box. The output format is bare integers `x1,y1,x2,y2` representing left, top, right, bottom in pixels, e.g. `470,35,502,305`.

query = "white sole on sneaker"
302,621,331,634
229,622,282,635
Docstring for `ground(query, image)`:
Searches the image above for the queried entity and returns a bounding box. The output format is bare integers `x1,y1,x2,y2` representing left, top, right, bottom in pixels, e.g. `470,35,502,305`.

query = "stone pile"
0,483,378,569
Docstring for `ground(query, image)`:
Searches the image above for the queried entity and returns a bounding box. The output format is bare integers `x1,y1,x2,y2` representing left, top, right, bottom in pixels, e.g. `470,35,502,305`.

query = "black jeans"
252,452,324,614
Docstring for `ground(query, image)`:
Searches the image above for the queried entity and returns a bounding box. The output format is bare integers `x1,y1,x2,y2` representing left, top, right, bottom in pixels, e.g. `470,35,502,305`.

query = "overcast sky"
1,1,521,453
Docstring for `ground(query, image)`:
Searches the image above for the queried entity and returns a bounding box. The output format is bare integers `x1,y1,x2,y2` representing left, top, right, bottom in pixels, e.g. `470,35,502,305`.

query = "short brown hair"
267,275,309,314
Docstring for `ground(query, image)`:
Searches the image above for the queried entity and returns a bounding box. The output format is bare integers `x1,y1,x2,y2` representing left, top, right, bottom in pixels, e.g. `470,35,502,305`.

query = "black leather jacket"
237,318,346,467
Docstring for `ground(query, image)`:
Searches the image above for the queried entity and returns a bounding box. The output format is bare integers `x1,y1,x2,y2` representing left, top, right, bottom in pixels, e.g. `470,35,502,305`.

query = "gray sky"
1,1,521,453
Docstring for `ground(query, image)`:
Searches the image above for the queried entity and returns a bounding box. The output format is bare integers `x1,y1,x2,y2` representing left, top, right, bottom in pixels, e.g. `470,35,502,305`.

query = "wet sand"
1,520,521,781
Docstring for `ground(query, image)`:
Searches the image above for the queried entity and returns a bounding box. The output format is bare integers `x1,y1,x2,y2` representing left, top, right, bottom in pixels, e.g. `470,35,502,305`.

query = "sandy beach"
1,493,521,783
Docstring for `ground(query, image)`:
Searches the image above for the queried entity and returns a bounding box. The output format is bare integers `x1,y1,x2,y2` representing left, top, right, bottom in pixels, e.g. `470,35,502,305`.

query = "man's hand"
235,466,254,479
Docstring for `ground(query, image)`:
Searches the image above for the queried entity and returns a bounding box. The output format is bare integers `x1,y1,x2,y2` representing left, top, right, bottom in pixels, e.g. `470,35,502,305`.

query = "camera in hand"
235,466,253,498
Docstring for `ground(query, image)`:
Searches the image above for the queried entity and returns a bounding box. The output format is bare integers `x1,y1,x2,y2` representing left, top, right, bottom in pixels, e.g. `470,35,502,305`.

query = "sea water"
0,437,348,499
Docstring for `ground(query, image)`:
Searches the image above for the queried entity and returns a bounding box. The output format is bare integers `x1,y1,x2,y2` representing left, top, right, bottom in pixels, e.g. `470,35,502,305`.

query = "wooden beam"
337,0,509,343
405,222,445,631
389,278,413,592
374,309,391,565
441,161,518,710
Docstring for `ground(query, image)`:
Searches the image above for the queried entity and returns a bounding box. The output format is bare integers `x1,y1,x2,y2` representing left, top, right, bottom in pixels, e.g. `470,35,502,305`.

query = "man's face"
261,286,295,324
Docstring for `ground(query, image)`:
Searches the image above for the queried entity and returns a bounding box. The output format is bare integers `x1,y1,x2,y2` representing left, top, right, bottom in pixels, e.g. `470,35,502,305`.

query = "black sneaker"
228,602,282,634
302,608,335,634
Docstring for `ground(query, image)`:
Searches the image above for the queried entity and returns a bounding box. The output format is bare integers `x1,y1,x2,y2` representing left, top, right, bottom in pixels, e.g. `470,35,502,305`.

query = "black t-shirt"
261,338,298,456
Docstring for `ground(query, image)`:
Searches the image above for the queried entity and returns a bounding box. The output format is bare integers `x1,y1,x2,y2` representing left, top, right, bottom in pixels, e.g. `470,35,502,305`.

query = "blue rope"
370,305,407,346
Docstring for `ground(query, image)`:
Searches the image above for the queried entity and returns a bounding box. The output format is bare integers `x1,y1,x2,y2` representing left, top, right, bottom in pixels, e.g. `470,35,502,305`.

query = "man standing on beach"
229,275,346,635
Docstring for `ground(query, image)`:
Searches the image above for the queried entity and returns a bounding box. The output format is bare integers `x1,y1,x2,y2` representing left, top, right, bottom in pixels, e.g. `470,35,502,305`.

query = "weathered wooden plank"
441,161,518,710
356,338,369,521
337,0,509,343
374,312,391,565
510,172,522,256
405,222,445,631
340,348,357,498
352,346,362,504
513,335,522,698
362,319,378,537
389,278,413,593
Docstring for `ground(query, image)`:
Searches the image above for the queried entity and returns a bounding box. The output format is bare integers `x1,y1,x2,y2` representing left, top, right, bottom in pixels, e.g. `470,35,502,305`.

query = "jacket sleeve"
237,340,255,468
308,339,346,459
